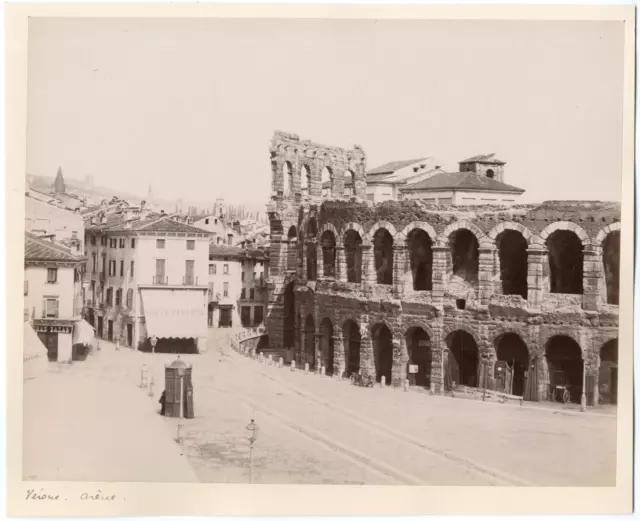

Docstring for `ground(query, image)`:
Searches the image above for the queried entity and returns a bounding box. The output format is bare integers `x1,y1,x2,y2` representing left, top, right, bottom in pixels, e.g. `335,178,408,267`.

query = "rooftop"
366,158,430,176
459,153,506,165
400,171,524,193
25,233,85,264
88,215,209,235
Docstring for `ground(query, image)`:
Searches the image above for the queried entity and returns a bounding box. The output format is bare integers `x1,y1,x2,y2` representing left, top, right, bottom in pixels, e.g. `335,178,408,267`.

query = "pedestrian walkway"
23,363,197,483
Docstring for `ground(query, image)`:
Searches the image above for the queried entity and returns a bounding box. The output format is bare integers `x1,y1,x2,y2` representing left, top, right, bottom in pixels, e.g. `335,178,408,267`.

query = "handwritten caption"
26,488,121,501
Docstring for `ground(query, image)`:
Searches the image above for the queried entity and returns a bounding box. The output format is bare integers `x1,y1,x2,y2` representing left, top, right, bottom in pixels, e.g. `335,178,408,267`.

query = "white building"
400,154,525,206
24,233,86,363
193,214,236,245
84,214,211,354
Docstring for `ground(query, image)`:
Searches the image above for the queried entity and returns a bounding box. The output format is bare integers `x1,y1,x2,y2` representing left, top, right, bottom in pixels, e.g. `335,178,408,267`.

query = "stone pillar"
294,322,302,364
582,245,602,311
478,246,496,305
335,245,346,282
316,240,324,279
526,248,547,309
332,333,345,377
431,245,449,301
361,245,376,286
430,339,446,395
391,336,408,386
359,334,375,377
287,238,297,272
392,245,408,298
301,240,308,280
314,332,322,370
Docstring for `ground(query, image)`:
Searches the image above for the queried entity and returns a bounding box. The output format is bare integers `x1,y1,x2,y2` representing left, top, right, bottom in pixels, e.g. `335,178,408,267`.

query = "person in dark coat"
159,390,166,416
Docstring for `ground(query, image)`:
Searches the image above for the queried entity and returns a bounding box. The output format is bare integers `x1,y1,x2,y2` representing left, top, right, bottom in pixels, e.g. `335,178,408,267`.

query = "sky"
27,18,625,206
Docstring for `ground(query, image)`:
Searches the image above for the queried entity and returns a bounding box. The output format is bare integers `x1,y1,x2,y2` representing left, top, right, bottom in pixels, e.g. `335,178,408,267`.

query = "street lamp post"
580,359,587,412
245,419,260,484
150,335,158,355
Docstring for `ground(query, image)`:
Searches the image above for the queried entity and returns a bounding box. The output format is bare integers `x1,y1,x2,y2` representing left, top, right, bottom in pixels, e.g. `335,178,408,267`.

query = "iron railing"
183,275,198,285
153,275,168,285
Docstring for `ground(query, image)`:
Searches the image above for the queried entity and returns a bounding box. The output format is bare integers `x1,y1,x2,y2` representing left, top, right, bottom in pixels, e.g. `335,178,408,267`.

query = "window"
209,264,215,274
115,288,122,306
131,239,136,248
155,259,166,281
106,287,113,306
120,260,124,277
91,235,96,246
208,282,214,295
241,306,251,326
156,239,166,249
110,239,117,248
101,237,107,246
252,271,256,281
118,238,124,248
241,288,246,299
241,271,245,281
223,282,229,297
205,218,209,225
109,260,116,276
223,264,229,274
250,288,255,300
185,260,195,284
186,240,195,250
43,298,59,318
92,253,97,273
47,268,58,284
130,261,135,278
254,306,264,326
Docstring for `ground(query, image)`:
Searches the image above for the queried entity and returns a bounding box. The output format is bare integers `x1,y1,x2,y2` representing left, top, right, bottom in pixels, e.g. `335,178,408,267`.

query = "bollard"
279,357,284,368
304,363,309,373
404,379,409,392
381,375,386,387
320,366,326,376
148,376,155,397
268,355,273,365
140,364,148,388
291,360,296,371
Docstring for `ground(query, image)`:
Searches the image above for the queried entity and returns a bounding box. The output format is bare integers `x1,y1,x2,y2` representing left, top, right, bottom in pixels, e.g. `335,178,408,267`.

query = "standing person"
159,390,166,416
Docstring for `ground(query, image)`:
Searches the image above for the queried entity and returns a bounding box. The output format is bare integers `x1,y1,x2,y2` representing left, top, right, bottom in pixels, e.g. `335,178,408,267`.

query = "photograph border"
5,3,635,516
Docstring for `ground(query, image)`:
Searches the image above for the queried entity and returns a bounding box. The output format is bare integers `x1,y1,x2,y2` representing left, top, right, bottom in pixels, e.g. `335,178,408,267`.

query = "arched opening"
320,230,336,278
342,320,361,376
545,336,583,403
486,169,495,179
320,318,334,375
449,229,479,283
547,230,583,294
283,282,295,350
304,315,316,370
306,242,317,280
306,217,317,237
407,229,433,291
300,164,310,194
372,323,393,384
405,327,432,388
344,230,362,283
321,166,332,198
599,339,618,404
283,161,293,196
287,226,298,271
373,228,393,285
446,330,479,388
344,170,355,198
496,230,528,298
495,333,529,396
602,231,620,305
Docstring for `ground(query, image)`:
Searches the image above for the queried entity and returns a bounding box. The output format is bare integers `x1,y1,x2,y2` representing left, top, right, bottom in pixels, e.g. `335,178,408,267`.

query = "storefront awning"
73,319,95,345
141,289,207,339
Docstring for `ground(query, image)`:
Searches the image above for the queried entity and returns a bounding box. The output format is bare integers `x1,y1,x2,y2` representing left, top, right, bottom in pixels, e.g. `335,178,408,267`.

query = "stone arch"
319,317,335,375
342,222,369,246
286,225,298,271
343,225,364,283
439,220,486,246
487,221,534,242
342,318,362,376
494,332,530,397
320,223,341,245
494,228,529,298
282,282,296,350
283,160,293,197
544,335,584,403
595,221,621,246
445,329,480,388
303,314,316,370
320,228,337,278
539,221,589,245
343,169,355,198
371,322,394,385
300,163,311,193
404,324,433,388
321,165,333,198
601,229,620,305
404,227,434,291
371,226,394,285
442,323,484,350
403,319,435,341
367,220,398,241
545,228,584,294
397,221,437,243
306,216,318,237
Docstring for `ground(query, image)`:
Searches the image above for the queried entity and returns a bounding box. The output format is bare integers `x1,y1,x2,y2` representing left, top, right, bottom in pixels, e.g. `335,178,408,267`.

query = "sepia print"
6,4,634,517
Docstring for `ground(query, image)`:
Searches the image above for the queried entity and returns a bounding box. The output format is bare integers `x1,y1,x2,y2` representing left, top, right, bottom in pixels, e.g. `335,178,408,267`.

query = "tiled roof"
366,158,430,175
400,171,524,193
209,244,245,258
459,153,506,165
89,215,209,234
25,233,85,263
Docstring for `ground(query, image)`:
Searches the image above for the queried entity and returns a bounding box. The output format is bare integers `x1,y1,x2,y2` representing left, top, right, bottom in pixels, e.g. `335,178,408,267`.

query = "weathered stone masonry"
265,132,621,405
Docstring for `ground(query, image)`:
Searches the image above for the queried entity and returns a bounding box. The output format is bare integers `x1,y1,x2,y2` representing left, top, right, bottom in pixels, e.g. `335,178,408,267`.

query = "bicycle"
554,385,571,404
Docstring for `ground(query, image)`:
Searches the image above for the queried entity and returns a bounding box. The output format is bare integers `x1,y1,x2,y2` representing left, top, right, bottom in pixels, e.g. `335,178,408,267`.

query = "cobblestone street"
23,329,617,486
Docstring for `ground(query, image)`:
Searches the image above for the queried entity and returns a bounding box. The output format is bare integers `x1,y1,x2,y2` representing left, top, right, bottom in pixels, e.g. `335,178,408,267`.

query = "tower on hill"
53,166,66,194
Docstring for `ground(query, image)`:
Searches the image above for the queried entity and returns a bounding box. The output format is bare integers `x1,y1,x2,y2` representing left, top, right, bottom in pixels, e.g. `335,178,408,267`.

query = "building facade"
25,233,86,363
266,132,620,406
25,193,85,252
84,214,210,354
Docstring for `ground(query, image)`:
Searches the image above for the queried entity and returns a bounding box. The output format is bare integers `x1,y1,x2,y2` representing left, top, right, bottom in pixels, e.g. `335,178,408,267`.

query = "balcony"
41,309,59,319
153,275,169,285
183,275,199,286
209,292,221,303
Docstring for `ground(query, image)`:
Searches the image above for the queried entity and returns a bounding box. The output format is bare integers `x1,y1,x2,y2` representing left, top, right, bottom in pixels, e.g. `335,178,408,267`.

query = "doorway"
38,332,58,362
127,323,133,347
97,316,103,339
108,320,114,341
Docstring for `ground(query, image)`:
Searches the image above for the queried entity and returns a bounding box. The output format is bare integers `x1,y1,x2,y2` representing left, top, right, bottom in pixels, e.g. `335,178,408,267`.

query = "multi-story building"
84,213,211,354
206,245,269,328
266,131,620,406
193,214,236,245
25,192,85,253
24,233,86,363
